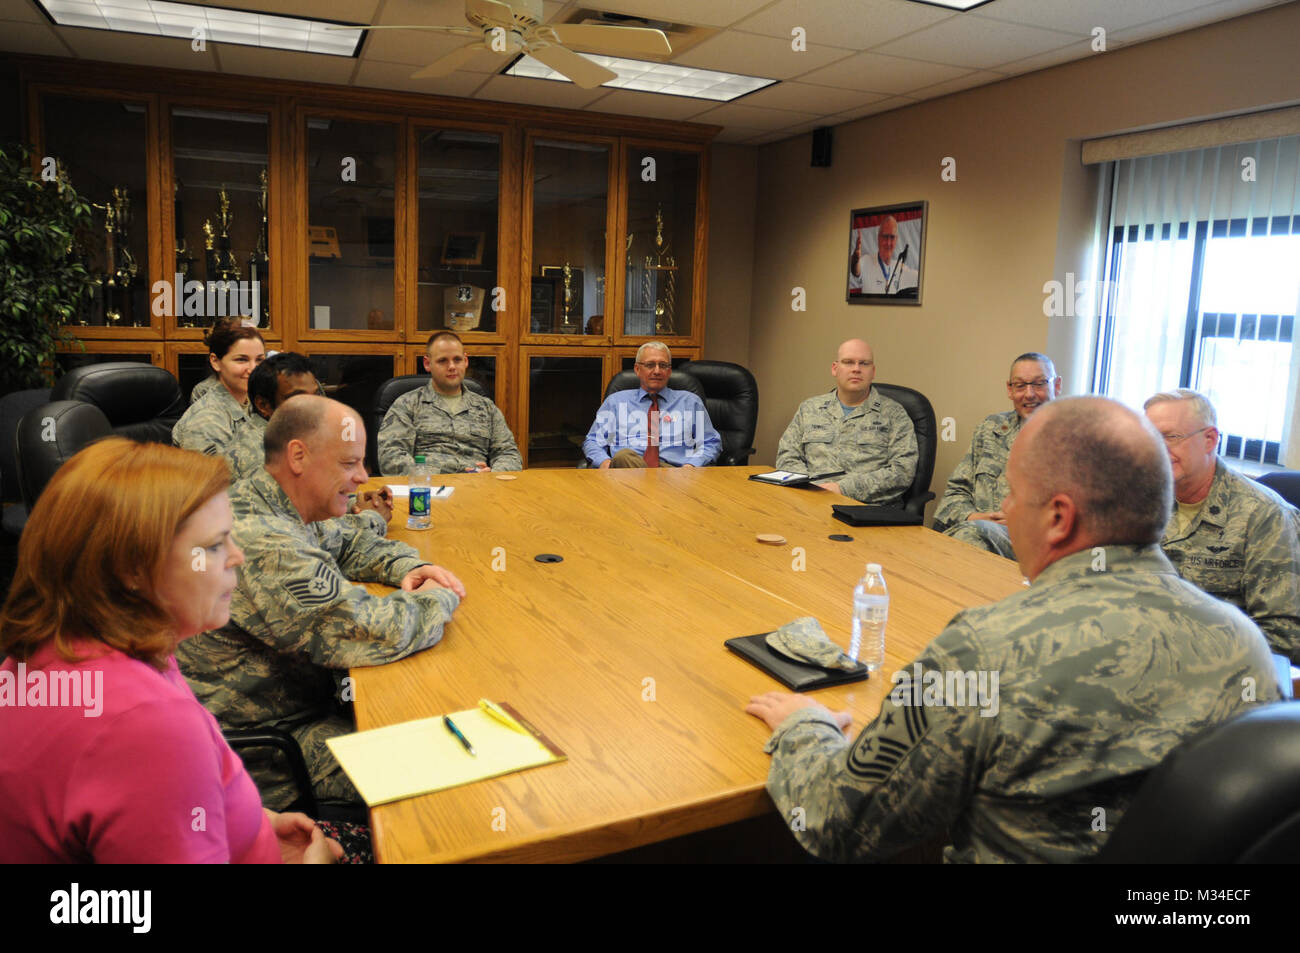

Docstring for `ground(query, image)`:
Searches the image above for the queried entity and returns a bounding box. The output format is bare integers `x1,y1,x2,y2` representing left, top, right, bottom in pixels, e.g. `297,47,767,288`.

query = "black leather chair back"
872,382,937,520
1258,470,1300,509
677,360,758,467
51,362,184,444
1,388,52,503
368,375,487,475
15,401,113,509
604,370,705,401
1098,703,1300,863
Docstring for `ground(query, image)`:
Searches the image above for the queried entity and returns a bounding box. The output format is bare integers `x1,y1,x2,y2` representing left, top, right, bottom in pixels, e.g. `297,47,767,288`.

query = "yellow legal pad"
325,702,566,806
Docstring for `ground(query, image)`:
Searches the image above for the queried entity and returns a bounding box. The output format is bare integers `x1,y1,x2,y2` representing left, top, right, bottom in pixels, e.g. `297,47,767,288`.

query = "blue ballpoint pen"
444,715,476,756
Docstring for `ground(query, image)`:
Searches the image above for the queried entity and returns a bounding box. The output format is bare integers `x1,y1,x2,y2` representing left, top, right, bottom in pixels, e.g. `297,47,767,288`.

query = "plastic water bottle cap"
415,455,426,464
866,562,882,573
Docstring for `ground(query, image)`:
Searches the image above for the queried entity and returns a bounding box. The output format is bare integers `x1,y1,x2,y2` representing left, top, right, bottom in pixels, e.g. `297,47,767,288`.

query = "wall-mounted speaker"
811,126,833,167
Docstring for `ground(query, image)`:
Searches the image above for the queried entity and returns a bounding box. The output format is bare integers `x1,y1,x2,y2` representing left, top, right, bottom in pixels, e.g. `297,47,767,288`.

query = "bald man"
775,339,917,503
850,216,919,295
748,397,1277,863
177,396,467,809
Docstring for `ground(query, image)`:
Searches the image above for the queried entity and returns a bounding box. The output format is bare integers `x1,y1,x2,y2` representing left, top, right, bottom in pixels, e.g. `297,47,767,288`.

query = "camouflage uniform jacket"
763,545,1278,863
932,410,1021,532
377,385,522,476
190,374,220,405
225,411,268,481
774,389,917,504
172,385,262,459
1161,459,1300,663
176,467,460,736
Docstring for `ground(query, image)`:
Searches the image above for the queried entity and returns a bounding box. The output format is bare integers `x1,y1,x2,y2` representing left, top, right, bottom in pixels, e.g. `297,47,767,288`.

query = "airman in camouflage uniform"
378,331,521,475
177,397,465,808
172,385,264,459
748,396,1278,863
775,340,917,504
933,353,1061,557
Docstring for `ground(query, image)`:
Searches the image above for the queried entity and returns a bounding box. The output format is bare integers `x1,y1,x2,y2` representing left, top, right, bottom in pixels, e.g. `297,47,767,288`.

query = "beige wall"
704,143,758,365
740,2,1300,513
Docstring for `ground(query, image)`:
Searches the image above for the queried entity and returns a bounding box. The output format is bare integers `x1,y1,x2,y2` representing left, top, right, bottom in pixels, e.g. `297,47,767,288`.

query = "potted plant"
0,143,95,396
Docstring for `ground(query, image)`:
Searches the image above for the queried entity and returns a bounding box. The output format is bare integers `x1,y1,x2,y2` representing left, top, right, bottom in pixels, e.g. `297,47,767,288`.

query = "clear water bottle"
851,562,888,671
407,454,432,531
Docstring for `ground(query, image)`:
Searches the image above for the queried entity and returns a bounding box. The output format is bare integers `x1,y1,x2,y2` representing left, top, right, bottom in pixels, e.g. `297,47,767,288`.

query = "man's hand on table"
598,460,612,470
815,481,842,494
745,691,853,733
463,461,492,473
401,564,467,599
351,486,394,522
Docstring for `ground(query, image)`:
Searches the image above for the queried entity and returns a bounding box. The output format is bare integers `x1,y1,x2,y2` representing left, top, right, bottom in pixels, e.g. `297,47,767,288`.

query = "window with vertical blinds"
1094,135,1300,467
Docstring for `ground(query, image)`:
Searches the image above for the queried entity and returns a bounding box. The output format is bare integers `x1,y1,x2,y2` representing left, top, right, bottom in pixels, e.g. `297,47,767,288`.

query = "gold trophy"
559,262,580,333
214,188,240,282
643,205,677,336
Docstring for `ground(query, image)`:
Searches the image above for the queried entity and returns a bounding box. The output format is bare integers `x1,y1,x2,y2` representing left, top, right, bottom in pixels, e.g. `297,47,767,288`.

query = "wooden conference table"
353,466,1025,863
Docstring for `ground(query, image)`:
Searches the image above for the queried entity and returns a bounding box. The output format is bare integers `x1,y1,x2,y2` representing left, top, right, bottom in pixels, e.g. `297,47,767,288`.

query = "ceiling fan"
341,0,673,89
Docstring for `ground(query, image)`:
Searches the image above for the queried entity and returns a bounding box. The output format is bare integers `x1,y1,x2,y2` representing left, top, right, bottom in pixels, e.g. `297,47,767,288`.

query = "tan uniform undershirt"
1173,498,1208,538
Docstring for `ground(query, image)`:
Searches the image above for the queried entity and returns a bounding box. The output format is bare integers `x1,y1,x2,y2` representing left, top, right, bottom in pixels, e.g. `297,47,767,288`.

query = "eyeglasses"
637,362,671,371
1160,427,1210,445
1008,378,1051,394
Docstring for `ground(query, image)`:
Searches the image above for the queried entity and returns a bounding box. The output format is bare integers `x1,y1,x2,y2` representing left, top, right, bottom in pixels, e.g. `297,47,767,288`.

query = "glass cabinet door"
416,127,501,335
529,138,611,337
170,106,272,329
306,117,398,332
624,147,699,339
526,354,605,466
41,95,150,329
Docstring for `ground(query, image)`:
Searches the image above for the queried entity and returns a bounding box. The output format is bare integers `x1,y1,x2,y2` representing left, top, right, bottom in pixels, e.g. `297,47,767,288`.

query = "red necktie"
645,395,660,468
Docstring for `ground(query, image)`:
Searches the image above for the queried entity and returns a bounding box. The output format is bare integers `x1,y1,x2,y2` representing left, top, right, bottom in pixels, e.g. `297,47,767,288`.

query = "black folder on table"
725,633,869,692
831,503,922,527
748,469,845,487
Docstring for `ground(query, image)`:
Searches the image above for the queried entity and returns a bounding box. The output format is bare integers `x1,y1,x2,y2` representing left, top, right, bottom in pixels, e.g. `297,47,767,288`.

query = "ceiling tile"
688,100,820,132
60,28,219,71
0,18,70,56
796,50,971,94
673,30,854,80
570,0,776,29
584,88,720,120
474,74,608,109
732,0,956,51
736,81,889,114
829,94,918,122
972,0,1217,35
872,14,1082,70
352,58,491,97
0,0,48,24
905,68,1005,100
216,44,356,82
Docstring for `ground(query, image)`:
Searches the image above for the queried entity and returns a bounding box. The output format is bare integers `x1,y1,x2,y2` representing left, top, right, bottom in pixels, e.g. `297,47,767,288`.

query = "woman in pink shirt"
0,438,341,863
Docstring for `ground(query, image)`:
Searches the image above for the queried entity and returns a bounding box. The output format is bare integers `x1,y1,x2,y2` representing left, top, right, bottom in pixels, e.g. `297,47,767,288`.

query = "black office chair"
1258,470,1300,509
1,388,52,539
677,360,758,467
368,374,487,476
15,401,114,510
1097,703,1300,863
871,382,937,523
51,362,184,444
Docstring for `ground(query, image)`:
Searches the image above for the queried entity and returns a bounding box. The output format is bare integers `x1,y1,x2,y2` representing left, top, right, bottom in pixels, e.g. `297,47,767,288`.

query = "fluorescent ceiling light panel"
901,0,997,9
35,0,363,56
506,54,774,102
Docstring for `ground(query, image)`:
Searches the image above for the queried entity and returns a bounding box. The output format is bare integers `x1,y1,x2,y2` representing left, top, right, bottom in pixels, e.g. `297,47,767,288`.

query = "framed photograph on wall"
846,201,927,305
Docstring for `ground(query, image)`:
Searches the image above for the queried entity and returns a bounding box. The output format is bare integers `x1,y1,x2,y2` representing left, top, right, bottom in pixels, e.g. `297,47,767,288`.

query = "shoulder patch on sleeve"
846,701,929,782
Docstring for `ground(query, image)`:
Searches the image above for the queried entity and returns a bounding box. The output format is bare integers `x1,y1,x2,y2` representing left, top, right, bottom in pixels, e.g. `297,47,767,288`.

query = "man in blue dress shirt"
582,342,722,468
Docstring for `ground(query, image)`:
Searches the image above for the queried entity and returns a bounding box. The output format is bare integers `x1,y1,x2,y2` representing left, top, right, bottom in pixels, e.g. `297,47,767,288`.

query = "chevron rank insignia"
285,563,341,607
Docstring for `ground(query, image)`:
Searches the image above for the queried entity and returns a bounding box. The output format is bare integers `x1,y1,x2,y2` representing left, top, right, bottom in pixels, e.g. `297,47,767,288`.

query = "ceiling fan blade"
328,24,476,34
468,0,517,25
547,24,671,57
411,42,487,80
528,43,617,89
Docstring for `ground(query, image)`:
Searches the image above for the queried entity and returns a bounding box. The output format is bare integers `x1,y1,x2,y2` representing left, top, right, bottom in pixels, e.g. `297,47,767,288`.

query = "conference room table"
353,466,1026,863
